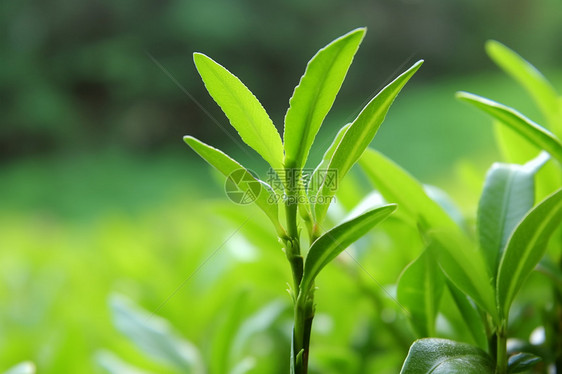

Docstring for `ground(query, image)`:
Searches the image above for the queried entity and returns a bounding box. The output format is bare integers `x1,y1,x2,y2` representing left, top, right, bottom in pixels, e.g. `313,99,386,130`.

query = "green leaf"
314,60,423,223
109,294,205,373
430,230,499,322
497,188,562,317
283,28,365,169
301,204,396,294
537,257,562,293
359,148,497,320
4,363,35,374
184,136,283,235
308,123,352,202
507,352,542,373
359,148,458,232
193,53,284,170
397,248,444,337
456,92,562,165
486,40,560,131
477,152,549,277
445,280,488,351
400,338,494,374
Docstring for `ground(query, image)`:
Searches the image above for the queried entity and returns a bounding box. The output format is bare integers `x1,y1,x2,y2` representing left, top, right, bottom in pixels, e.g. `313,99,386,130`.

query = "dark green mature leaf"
193,53,284,170
497,189,562,317
486,40,560,131
109,294,205,373
184,136,283,235
507,352,542,373
314,60,423,223
284,28,365,169
359,148,458,231
478,152,549,277
456,92,562,165
301,204,396,294
400,338,494,374
397,248,444,337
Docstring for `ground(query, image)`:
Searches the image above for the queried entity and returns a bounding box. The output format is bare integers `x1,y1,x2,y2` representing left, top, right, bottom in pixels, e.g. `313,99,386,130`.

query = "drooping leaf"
3,362,35,374
485,40,560,132
496,188,562,317
537,257,562,293
95,350,154,374
184,136,283,235
445,280,488,351
359,148,458,232
314,60,423,223
397,248,444,337
507,352,542,373
430,230,499,322
193,53,284,170
301,204,396,294
283,28,365,169
400,338,494,374
477,152,549,277
109,294,205,374
456,92,562,165
359,148,497,320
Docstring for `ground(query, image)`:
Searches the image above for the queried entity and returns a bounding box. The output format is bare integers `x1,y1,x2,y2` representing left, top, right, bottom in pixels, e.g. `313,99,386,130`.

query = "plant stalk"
495,323,508,374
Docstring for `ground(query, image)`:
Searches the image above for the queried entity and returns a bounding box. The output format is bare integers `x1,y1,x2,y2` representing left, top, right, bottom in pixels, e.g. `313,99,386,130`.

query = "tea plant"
357,41,562,373
183,28,422,372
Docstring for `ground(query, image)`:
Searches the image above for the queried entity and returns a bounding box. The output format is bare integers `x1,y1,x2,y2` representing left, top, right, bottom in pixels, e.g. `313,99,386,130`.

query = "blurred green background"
1,0,561,372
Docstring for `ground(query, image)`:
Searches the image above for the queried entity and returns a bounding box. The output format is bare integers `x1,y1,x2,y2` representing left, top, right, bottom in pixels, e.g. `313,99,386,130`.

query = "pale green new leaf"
486,40,560,131
301,204,396,294
184,136,282,235
497,188,562,317
308,123,351,202
193,53,284,170
359,148,458,231
109,294,205,373
478,152,549,277
314,60,423,223
284,28,365,169
397,248,444,337
400,338,494,374
456,92,562,165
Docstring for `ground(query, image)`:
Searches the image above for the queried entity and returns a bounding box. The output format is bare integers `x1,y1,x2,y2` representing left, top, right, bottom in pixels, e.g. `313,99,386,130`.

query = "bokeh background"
1,0,561,372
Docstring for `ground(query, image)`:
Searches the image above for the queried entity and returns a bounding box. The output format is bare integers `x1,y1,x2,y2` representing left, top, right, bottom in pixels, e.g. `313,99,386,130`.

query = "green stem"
495,323,508,374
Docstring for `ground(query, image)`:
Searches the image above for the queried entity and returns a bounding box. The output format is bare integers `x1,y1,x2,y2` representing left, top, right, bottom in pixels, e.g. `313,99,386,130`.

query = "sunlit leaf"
109,294,205,373
477,152,549,277
400,338,494,374
184,136,283,235
301,204,396,294
193,53,284,170
314,60,423,223
397,248,444,337
456,92,562,165
284,28,365,169
486,40,560,132
497,189,562,317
